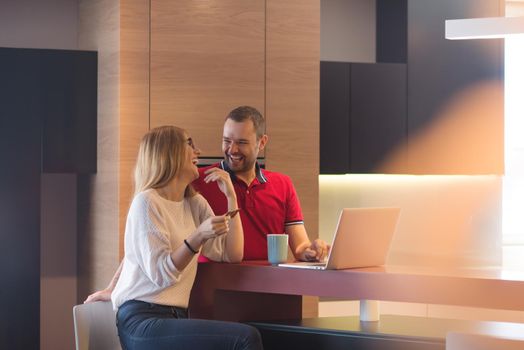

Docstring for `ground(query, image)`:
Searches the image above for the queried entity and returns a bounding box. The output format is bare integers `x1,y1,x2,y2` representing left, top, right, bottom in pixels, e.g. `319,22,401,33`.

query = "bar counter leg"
360,300,380,322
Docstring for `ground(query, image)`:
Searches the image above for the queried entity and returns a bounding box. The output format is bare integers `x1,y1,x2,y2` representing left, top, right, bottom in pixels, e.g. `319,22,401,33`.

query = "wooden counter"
188,261,524,321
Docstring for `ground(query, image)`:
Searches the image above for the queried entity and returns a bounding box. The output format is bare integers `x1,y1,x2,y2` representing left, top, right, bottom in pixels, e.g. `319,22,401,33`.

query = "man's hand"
300,239,330,262
287,224,330,262
203,168,236,199
84,288,112,304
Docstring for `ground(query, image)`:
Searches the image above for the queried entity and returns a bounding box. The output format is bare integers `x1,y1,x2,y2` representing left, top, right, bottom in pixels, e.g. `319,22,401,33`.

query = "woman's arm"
170,215,232,268
83,259,123,303
222,193,243,262
202,167,244,263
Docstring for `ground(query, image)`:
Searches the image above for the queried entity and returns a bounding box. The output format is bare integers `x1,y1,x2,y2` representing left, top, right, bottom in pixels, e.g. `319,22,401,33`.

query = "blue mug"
267,234,288,265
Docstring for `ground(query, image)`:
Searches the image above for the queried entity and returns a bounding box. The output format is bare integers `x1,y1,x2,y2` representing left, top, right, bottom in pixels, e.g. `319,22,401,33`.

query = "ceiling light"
445,16,524,40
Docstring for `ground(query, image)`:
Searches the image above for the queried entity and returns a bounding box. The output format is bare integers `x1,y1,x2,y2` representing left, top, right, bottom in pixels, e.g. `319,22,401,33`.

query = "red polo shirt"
192,161,304,260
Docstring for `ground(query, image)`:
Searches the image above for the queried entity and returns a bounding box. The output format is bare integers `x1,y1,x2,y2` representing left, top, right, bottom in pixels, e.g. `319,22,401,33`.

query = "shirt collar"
220,160,268,184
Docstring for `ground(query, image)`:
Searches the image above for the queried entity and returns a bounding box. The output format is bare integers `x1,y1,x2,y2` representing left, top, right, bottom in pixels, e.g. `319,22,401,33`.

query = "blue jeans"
116,300,263,350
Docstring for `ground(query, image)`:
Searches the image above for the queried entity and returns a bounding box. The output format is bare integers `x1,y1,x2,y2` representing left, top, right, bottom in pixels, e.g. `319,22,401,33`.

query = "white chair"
446,331,524,350
73,301,121,350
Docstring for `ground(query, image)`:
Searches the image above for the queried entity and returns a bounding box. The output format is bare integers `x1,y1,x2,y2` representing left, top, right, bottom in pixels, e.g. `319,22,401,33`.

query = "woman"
111,126,263,350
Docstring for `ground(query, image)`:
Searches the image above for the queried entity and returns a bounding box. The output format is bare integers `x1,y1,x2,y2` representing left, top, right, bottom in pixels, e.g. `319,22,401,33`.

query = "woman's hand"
83,288,112,304
195,215,230,243
203,168,236,200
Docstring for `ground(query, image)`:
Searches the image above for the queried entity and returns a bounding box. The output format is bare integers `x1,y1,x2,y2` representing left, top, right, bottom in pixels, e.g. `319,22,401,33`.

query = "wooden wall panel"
120,0,150,257
150,0,265,156
266,0,320,317
79,2,321,318
78,0,120,296
266,0,320,242
78,0,150,295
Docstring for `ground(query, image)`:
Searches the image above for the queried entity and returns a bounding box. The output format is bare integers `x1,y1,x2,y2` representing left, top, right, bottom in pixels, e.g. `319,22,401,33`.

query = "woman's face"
181,133,200,182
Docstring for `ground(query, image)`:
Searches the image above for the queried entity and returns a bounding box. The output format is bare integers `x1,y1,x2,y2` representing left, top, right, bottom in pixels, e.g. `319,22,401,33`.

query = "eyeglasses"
186,137,196,150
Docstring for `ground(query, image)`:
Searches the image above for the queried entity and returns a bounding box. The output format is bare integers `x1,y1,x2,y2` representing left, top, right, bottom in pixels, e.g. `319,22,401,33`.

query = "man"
195,105,328,261
85,106,328,303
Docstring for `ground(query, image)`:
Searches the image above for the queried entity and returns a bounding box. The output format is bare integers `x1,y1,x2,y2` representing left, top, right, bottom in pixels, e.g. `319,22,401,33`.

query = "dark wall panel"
0,48,42,349
350,63,407,172
0,47,97,349
407,0,503,140
321,0,503,175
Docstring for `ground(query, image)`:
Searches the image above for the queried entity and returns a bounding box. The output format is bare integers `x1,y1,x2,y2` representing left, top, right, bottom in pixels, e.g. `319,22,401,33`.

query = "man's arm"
286,224,329,262
83,259,123,303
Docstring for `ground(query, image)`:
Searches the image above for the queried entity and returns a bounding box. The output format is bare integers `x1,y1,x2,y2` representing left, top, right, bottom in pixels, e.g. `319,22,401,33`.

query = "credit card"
225,209,240,218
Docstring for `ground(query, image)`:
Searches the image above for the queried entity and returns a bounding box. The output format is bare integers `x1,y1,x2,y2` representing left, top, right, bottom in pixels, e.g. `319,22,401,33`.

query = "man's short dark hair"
226,106,266,140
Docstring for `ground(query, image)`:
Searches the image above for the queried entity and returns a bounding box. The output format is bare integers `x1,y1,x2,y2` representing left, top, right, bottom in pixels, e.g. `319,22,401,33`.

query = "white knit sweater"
112,189,227,309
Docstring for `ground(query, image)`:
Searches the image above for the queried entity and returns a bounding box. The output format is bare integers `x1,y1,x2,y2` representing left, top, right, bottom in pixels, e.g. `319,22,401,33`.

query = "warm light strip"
445,16,524,40
319,174,498,184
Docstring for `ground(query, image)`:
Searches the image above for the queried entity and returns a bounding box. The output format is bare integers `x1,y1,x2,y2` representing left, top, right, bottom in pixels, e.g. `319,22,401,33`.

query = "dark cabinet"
40,51,98,173
320,0,503,175
376,0,407,64
320,62,407,174
320,61,350,174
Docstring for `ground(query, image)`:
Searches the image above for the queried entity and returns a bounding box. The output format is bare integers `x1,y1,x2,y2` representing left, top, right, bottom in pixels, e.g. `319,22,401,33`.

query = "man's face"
222,119,267,174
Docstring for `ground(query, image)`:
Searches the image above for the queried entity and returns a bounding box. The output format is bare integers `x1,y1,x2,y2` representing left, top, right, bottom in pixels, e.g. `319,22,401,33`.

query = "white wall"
507,1,524,16
0,0,78,49
321,0,376,62
319,174,502,268
503,0,524,270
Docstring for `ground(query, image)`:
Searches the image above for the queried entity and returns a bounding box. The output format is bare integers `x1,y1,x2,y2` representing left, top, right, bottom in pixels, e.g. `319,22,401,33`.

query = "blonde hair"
134,125,196,197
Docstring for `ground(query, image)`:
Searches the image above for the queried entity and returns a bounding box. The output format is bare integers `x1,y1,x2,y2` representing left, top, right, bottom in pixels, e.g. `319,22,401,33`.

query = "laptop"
278,207,401,270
